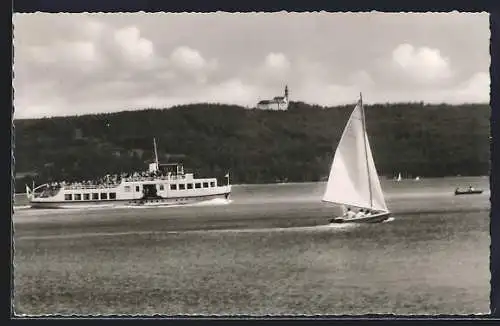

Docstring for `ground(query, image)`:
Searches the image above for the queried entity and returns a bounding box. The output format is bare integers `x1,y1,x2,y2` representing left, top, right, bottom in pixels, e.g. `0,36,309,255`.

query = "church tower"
283,85,289,110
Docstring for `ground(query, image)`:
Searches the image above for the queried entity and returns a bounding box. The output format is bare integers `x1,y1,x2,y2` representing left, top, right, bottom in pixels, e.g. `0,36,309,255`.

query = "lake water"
13,177,490,315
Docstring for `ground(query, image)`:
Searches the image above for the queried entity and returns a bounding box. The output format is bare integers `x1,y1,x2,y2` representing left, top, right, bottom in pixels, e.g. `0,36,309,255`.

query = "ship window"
92,193,99,200
100,193,108,200
187,183,193,190
203,182,209,188
124,186,131,192
195,183,201,189
109,192,116,200
170,184,177,190
210,181,216,187
179,184,186,190
74,194,82,200
136,186,140,192
159,184,164,191
83,194,90,200
64,194,72,201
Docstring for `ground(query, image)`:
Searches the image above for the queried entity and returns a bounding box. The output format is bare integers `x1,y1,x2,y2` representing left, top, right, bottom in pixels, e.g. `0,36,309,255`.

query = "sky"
13,12,490,119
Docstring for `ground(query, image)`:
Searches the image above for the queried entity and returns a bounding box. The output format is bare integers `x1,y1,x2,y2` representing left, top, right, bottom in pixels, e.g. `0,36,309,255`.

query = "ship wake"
123,198,233,209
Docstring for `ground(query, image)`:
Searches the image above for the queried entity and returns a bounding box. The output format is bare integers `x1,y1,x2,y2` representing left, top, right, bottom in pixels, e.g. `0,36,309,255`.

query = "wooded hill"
13,101,489,192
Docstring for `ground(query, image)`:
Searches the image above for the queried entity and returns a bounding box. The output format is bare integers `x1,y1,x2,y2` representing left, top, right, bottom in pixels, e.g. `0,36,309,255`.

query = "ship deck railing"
122,174,191,182
61,184,120,190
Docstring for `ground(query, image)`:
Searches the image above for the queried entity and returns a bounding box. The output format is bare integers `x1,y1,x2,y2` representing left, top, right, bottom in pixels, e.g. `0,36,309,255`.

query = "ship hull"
29,192,231,209
454,190,483,196
329,212,391,224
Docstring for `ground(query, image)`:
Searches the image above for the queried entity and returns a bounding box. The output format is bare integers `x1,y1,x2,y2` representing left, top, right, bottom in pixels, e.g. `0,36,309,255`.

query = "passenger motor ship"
26,139,232,209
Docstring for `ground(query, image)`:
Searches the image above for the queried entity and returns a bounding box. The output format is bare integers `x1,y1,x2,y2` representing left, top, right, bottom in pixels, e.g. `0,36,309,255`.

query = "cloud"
170,46,206,71
450,72,490,103
348,70,374,88
201,78,259,105
169,46,217,84
12,13,489,119
391,43,453,84
125,79,260,109
290,79,361,107
14,82,69,119
113,26,154,63
350,71,490,105
264,52,291,71
26,41,97,66
245,52,291,87
84,20,106,39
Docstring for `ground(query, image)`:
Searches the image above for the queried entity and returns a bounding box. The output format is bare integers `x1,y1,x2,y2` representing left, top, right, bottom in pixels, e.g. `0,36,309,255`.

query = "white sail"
365,133,388,211
322,99,388,212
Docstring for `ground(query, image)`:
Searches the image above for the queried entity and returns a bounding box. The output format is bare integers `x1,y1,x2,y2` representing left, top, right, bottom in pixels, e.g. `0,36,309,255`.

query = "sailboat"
322,93,391,224
396,172,402,182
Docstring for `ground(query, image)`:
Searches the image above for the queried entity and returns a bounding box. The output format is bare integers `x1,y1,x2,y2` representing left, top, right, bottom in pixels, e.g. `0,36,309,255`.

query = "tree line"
13,101,489,192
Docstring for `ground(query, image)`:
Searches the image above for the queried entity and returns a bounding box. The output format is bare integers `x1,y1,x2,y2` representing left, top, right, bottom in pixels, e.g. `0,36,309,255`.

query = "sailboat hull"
330,212,391,224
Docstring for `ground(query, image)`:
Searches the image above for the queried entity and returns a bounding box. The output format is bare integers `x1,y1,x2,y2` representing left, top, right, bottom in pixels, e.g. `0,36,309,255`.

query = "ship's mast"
359,92,373,209
153,137,159,168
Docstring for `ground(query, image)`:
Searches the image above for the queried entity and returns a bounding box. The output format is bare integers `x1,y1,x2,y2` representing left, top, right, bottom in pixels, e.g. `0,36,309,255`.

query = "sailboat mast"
359,93,373,209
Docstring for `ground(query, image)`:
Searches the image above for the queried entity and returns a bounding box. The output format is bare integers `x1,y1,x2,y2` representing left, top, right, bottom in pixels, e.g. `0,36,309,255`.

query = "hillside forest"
13,101,490,193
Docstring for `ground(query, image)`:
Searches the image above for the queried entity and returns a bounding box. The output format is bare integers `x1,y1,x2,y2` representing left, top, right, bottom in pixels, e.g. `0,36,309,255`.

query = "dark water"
13,177,490,315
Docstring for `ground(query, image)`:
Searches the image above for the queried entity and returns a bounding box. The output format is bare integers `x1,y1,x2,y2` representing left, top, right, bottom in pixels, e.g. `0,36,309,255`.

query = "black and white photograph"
12,12,490,315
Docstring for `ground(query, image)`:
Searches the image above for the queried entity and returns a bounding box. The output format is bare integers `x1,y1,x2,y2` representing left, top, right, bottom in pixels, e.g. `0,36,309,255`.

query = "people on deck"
345,208,356,219
355,209,366,218
43,169,176,191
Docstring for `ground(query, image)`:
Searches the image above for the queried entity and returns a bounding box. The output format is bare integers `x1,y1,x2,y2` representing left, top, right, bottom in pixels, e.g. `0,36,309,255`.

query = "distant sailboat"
396,172,402,182
322,93,391,224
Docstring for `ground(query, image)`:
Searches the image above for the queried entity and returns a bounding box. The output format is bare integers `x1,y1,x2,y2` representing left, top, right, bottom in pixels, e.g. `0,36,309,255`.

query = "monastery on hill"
256,85,289,110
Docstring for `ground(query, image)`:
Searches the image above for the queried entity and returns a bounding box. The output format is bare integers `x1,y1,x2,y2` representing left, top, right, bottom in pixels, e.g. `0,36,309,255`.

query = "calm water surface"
13,177,490,315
